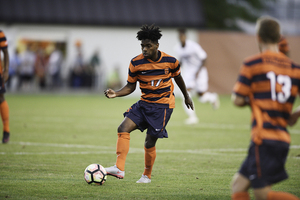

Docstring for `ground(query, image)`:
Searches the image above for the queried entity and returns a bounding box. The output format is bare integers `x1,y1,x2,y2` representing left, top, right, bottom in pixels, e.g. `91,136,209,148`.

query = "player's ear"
156,43,159,49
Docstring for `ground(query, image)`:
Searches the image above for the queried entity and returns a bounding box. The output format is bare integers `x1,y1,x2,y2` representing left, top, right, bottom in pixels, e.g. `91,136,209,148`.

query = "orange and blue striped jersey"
0,30,7,50
0,30,8,72
127,51,181,109
233,50,300,145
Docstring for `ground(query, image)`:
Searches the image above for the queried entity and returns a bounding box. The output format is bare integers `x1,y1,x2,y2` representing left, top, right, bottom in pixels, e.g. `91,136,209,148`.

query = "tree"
202,0,266,30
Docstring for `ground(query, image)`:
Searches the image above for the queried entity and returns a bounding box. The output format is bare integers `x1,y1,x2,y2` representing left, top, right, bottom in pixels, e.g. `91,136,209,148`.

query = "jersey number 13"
266,71,291,103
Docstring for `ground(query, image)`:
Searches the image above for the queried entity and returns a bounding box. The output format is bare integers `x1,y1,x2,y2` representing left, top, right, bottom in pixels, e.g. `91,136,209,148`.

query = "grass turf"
0,94,299,199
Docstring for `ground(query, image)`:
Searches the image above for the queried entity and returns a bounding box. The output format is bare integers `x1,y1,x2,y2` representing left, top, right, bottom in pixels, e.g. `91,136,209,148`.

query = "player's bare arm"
104,82,136,98
174,74,194,110
288,106,300,126
2,48,9,82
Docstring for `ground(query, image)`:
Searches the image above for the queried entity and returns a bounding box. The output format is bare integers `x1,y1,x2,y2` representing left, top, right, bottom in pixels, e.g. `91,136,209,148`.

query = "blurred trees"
202,0,267,30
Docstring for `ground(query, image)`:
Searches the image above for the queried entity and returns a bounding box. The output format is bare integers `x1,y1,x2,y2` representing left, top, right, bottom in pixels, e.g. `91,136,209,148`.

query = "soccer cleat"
185,117,198,125
105,165,125,179
136,174,151,183
2,131,10,144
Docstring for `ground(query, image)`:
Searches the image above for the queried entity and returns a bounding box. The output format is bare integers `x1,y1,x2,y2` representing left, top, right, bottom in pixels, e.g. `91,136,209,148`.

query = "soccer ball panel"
84,164,107,185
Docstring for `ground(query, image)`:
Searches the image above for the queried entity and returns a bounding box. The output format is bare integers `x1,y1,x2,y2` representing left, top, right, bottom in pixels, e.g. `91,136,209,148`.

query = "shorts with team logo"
239,140,289,189
123,100,173,138
0,75,6,93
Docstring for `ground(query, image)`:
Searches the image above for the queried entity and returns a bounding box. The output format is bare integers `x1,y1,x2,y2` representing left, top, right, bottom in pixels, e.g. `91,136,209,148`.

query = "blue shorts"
0,75,6,94
239,140,289,189
123,100,173,138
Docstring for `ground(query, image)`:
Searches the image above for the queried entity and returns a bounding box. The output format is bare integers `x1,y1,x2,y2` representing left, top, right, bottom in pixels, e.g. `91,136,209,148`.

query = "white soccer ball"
84,164,107,185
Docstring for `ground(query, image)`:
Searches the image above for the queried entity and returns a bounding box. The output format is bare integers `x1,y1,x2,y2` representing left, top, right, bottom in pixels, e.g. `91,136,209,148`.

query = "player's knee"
0,94,5,104
231,173,250,194
253,187,270,200
144,141,155,149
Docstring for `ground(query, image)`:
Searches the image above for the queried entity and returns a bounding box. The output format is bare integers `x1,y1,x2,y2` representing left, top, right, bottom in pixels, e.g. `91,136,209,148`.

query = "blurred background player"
231,16,300,200
174,28,219,125
278,36,290,56
104,24,193,183
0,30,10,143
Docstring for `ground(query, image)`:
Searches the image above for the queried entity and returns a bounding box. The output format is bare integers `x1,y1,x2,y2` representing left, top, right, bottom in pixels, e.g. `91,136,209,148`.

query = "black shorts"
239,140,289,189
123,100,173,138
0,75,6,93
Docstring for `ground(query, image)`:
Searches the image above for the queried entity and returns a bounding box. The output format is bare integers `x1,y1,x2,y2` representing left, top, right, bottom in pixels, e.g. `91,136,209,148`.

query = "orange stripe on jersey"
234,50,300,144
254,99,293,112
233,82,250,96
0,30,8,49
127,51,180,108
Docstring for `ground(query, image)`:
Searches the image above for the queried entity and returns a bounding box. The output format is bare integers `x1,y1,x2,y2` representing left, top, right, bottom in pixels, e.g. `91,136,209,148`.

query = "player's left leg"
231,173,251,200
137,134,157,183
0,93,10,143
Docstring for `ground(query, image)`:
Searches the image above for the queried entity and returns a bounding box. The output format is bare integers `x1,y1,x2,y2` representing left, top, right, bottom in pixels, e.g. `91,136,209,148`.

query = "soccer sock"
0,101,10,133
115,132,130,171
143,146,156,179
231,192,250,200
267,191,299,200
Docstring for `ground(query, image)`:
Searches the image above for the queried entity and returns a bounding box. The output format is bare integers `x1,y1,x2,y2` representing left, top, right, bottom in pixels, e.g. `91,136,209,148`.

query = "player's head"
278,36,290,56
178,28,187,46
256,16,281,44
137,24,162,60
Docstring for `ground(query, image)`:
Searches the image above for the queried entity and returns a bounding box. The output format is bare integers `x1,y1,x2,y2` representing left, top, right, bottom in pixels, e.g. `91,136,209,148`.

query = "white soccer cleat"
185,117,199,125
105,165,125,179
136,174,151,183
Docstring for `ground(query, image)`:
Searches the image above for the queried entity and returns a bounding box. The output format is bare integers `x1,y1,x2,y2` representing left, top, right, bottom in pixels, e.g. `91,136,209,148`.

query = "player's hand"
185,96,194,110
104,89,117,98
288,109,300,126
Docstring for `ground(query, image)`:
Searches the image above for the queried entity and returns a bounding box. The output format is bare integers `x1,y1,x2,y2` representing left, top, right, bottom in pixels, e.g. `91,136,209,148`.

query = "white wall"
0,24,199,96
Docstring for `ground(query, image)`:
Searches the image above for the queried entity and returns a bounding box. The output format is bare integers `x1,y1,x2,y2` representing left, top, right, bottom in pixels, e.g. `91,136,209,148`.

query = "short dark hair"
136,24,162,43
178,28,186,34
256,16,281,43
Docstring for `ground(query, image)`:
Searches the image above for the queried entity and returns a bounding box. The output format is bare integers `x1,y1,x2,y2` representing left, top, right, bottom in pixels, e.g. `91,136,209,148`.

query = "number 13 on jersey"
266,71,291,103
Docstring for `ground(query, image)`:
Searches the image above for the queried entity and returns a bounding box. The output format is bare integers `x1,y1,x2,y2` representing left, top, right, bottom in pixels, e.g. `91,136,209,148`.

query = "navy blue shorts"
123,100,173,138
0,75,6,93
239,140,289,189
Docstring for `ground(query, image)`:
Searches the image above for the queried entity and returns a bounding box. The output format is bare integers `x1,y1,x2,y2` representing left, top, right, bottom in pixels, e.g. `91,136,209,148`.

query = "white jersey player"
175,28,220,125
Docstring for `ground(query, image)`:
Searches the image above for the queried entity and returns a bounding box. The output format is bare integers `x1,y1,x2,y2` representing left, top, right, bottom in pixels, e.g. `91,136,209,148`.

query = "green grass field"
0,94,299,200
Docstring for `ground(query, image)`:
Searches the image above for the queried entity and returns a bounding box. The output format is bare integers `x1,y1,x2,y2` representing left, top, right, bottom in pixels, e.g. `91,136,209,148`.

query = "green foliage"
202,0,266,30
0,94,299,199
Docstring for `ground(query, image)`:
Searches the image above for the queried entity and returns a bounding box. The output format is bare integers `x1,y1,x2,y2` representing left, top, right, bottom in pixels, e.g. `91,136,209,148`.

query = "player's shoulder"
130,54,146,67
0,30,5,37
243,53,263,67
160,51,178,64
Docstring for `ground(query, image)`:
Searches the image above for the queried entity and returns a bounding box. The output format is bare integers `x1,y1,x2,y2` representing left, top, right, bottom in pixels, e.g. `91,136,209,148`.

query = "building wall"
1,24,299,95
0,24,198,94
199,31,300,94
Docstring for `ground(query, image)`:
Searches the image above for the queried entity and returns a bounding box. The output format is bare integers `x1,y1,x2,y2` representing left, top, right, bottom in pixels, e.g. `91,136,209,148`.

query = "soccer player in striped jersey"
0,30,10,144
231,17,300,200
104,24,193,183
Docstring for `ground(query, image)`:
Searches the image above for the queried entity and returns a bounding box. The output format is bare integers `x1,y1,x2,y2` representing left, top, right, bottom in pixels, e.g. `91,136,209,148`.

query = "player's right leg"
0,93,10,144
105,117,138,179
